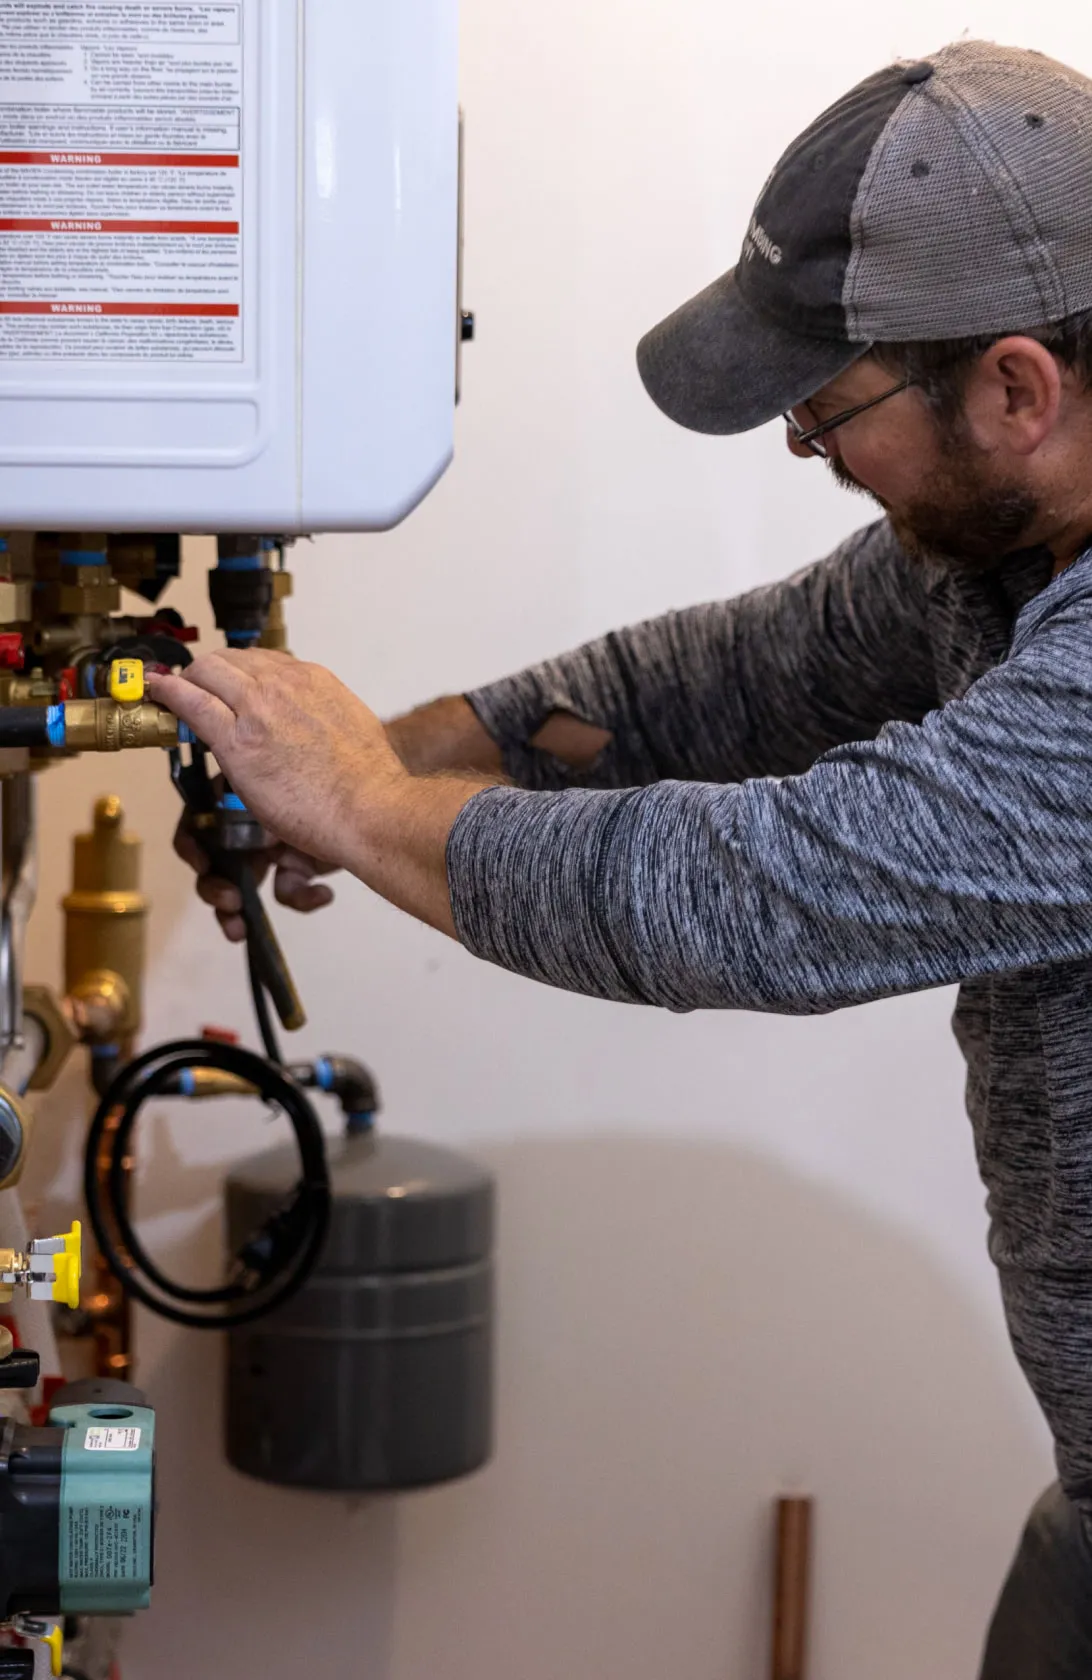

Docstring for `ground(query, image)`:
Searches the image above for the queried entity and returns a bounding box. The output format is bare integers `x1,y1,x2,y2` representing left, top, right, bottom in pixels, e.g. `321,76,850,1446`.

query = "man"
152,38,1092,1678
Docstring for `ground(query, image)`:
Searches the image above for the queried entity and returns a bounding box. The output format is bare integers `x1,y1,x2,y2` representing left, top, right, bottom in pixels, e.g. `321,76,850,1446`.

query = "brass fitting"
108,534,181,596
259,568,294,652
63,699,179,753
31,532,120,618
176,1068,257,1099
22,983,79,1092
54,582,121,616
67,969,131,1047
8,669,57,705
0,1085,32,1192
0,533,34,579
0,582,31,624
63,797,147,1042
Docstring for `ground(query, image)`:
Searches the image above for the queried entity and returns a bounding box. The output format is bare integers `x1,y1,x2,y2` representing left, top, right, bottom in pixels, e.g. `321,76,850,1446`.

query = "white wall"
20,1,1092,1675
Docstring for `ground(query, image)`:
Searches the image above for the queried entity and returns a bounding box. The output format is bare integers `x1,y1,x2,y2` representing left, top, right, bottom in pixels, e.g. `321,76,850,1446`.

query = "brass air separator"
63,796,145,1044
63,796,147,1379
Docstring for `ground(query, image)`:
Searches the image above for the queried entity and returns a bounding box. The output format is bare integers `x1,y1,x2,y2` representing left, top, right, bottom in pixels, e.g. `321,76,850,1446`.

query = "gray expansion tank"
224,1130,495,1490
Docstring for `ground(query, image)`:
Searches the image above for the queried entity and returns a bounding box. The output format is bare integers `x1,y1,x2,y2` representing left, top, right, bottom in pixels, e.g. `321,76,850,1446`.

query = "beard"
826,442,1040,572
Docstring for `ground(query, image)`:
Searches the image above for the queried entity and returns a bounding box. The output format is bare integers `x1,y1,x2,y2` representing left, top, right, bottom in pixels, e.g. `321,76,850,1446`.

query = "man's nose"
785,425,842,462
786,424,816,460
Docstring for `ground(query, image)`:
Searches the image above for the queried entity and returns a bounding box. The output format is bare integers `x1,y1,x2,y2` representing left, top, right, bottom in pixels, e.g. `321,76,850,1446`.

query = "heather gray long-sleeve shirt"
448,516,1092,1498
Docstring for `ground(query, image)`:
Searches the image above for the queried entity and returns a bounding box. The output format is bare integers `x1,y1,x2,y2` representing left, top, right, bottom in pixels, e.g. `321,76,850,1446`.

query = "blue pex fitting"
60,550,108,567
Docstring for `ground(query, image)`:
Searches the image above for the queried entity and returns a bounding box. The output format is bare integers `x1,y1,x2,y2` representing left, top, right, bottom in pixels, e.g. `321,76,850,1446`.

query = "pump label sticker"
0,1,244,361
65,1500,148,1581
85,1426,142,1451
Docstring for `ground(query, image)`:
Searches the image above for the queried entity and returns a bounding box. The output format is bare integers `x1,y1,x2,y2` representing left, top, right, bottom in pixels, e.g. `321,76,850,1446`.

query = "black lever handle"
0,1349,41,1391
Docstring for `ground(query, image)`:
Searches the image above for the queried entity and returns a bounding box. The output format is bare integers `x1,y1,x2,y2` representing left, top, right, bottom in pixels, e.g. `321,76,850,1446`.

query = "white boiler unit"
0,0,461,533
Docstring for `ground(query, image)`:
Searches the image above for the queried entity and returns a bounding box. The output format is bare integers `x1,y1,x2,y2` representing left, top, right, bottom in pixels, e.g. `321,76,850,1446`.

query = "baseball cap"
637,40,1092,434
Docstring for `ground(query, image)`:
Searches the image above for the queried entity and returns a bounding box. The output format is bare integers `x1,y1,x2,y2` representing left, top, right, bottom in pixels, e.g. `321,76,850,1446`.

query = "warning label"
65,1498,147,1581
0,1,244,361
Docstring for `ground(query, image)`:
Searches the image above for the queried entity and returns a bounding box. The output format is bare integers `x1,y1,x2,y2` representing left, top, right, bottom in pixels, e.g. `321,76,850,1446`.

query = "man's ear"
961,336,1062,456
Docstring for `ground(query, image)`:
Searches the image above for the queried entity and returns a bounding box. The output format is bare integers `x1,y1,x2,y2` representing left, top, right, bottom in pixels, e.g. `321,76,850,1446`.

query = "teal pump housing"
53,1400,155,1613
0,1379,155,1619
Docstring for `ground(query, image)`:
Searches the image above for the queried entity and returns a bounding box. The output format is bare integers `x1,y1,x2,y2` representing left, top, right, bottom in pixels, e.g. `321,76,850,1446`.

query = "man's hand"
170,690,503,940
175,818,335,944
147,651,497,939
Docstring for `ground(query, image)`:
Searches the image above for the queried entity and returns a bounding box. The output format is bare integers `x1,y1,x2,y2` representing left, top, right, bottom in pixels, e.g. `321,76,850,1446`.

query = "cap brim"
637,267,863,436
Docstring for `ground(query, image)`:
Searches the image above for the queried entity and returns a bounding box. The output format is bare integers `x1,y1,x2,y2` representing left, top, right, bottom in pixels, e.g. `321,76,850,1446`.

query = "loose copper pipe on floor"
771,1497,813,1680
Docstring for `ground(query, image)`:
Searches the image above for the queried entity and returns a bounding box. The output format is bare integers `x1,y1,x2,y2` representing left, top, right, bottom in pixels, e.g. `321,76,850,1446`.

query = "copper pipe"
88,1097,132,1381
771,1498,813,1680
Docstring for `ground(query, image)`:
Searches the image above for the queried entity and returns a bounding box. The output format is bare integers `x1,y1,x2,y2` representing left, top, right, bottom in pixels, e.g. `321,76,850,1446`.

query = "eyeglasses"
783,375,913,458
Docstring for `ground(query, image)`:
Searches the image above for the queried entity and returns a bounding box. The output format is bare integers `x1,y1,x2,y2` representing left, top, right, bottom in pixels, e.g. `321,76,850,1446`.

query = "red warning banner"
0,153,240,169
0,219,239,235
0,302,241,317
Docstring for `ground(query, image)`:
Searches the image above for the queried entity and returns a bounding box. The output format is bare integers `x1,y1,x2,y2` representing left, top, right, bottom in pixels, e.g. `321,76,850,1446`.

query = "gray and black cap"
638,40,1092,434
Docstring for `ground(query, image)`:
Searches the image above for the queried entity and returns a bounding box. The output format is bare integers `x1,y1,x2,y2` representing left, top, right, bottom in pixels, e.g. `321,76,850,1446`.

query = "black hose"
247,939,283,1066
84,1038,330,1330
0,708,54,749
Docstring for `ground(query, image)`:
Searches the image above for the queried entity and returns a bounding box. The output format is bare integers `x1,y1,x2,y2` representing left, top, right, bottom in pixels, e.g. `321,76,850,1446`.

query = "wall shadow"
114,1130,1047,1680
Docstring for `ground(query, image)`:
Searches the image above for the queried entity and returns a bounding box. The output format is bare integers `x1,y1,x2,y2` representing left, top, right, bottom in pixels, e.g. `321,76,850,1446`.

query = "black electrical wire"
84,1037,330,1331
247,936,283,1066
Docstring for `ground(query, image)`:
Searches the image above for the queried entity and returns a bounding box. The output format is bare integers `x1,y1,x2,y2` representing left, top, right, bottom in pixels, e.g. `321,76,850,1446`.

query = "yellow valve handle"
109,658,144,703
51,1220,81,1309
40,1624,64,1677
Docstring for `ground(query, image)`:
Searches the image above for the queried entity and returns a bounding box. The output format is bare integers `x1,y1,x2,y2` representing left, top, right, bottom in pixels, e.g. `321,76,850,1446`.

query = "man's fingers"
173,822,210,875
146,668,235,744
177,651,254,709
216,910,248,944
273,867,335,913
272,848,338,912
174,647,288,708
196,875,243,915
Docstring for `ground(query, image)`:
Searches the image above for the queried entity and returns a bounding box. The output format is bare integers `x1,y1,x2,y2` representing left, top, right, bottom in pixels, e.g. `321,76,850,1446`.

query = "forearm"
445,635,1092,1014
464,522,938,792
343,770,495,939
385,695,503,775
385,692,609,782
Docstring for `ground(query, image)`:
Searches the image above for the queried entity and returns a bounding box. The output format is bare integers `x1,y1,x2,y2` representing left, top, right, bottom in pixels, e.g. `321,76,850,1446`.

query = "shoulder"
786,518,929,628
795,516,921,590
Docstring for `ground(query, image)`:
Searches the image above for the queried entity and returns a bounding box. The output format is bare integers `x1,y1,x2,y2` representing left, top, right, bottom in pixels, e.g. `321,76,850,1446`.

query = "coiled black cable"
83,1033,330,1331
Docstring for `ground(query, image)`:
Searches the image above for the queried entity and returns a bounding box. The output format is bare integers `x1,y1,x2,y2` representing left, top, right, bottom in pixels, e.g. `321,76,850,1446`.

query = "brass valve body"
67,969,132,1046
260,569,294,652
63,699,179,753
63,797,147,1042
0,582,31,623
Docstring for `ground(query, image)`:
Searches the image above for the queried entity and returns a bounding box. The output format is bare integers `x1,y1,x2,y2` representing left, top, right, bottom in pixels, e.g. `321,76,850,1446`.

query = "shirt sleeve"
464,518,938,790
447,585,1092,1014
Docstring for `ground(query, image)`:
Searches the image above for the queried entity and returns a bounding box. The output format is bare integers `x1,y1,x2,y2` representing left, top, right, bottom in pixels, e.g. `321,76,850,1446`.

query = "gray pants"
978,1485,1092,1679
